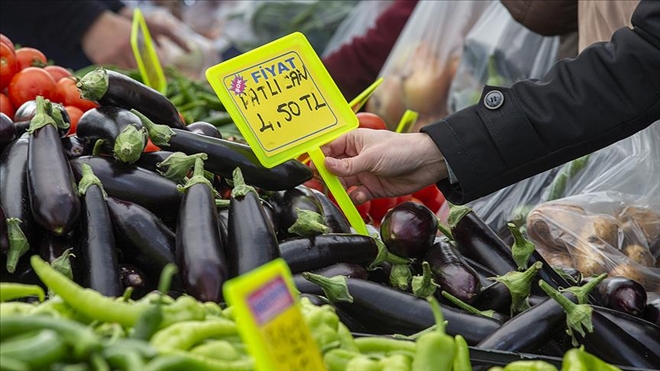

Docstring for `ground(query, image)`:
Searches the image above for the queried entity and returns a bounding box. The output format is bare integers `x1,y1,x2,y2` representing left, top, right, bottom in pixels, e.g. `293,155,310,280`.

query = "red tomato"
45,65,72,82
369,197,398,226
412,184,441,203
0,34,14,53
64,106,83,134
357,112,388,130
56,77,97,111
1,43,18,91
0,93,14,119
15,47,47,70
396,194,413,205
143,138,160,152
7,67,57,108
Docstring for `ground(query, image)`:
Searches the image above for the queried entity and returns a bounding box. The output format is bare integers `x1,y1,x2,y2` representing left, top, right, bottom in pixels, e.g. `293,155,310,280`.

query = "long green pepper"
411,296,456,371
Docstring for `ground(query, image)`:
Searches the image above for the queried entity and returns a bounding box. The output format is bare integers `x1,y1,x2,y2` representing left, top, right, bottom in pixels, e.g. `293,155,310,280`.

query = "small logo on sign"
247,276,293,325
230,75,247,95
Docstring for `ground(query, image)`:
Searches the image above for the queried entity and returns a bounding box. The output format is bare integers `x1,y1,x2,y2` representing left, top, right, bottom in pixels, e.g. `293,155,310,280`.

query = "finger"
324,154,370,177
348,185,376,204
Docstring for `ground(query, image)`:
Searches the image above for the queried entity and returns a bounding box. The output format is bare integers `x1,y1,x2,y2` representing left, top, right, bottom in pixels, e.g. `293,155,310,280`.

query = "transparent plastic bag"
522,123,660,292
365,0,491,131
322,0,395,57
448,1,559,113
526,193,660,292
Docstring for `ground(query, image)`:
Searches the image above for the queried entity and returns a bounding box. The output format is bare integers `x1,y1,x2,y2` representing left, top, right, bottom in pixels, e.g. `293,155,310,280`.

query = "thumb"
324,155,369,177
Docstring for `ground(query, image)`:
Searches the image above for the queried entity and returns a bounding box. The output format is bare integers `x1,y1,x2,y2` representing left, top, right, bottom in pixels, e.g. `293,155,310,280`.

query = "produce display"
2,34,660,371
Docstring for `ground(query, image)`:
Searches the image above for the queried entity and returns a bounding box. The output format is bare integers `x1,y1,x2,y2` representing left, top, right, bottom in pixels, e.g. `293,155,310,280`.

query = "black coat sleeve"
422,0,660,205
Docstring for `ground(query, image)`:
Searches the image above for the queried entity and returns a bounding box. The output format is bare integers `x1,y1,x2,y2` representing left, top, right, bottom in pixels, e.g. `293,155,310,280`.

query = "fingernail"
354,192,366,204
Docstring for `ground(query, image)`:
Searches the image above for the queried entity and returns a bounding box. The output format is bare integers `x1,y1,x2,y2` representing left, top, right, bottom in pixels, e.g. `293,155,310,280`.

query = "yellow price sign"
224,259,325,371
130,8,167,94
206,32,368,235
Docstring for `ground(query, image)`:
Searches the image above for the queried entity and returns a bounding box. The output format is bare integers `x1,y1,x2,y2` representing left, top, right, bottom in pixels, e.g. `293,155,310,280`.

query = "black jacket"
0,0,125,70
422,0,660,205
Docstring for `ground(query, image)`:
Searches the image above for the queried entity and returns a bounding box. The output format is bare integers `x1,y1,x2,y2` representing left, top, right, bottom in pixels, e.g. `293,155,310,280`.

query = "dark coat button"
484,90,504,110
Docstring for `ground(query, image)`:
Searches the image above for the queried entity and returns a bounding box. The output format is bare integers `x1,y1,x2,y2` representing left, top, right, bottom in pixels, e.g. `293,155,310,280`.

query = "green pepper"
497,360,558,371
190,340,243,361
355,337,417,357
453,334,472,371
560,347,621,371
380,353,412,371
346,355,383,371
0,330,68,369
150,319,238,352
0,283,45,302
0,302,37,317
131,264,178,341
324,349,361,371
143,352,254,371
0,355,29,371
411,296,456,371
337,322,359,352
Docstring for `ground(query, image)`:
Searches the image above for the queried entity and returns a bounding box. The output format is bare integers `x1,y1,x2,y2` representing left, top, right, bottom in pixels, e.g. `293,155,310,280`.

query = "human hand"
82,11,137,69
321,128,449,204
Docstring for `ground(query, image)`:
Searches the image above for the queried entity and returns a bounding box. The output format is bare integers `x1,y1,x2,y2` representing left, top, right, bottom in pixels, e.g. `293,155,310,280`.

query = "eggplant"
106,196,178,289
0,206,8,255
450,206,517,276
77,68,186,130
217,207,229,249
135,150,176,174
27,97,80,236
0,113,16,153
294,263,369,295
644,298,660,326
76,106,147,163
61,135,93,159
269,185,324,238
36,228,79,264
592,305,660,358
186,121,221,138
426,238,481,303
328,278,501,344
154,127,313,191
260,199,279,234
14,100,70,137
226,168,280,277
0,134,34,272
380,202,437,259
69,156,182,221
471,282,513,314
176,158,228,302
462,255,499,288
366,261,393,285
120,264,151,299
76,164,122,297
310,188,351,234
279,234,379,274
583,276,647,316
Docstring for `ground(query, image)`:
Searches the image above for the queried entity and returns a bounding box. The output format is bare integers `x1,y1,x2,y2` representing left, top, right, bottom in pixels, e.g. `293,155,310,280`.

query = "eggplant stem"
389,264,412,291
560,273,607,305
5,218,30,274
78,163,107,198
92,139,106,157
427,296,447,334
437,222,453,241
491,261,542,316
301,272,353,303
178,157,213,193
27,96,56,133
131,109,175,147
441,291,497,319
157,264,178,295
113,125,147,164
447,203,472,230
77,67,109,102
215,199,231,208
287,208,330,237
507,222,535,271
157,152,208,181
230,167,256,198
539,280,594,347
412,261,436,298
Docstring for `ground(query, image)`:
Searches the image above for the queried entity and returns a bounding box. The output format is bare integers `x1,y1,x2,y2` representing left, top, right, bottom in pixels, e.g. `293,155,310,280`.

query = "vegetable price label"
206,32,357,167
224,259,325,371
130,8,167,94
207,32,369,235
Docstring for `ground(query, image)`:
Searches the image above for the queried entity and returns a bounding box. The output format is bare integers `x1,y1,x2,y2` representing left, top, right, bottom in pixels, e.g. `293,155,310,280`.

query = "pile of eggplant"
1,68,659,370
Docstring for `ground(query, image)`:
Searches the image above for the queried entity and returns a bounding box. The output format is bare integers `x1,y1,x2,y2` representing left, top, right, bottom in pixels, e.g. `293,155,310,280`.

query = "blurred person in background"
320,0,657,205
0,0,189,70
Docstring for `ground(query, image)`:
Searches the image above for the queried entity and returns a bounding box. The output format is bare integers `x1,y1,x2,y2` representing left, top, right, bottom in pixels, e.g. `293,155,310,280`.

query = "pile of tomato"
0,34,97,134
304,112,446,226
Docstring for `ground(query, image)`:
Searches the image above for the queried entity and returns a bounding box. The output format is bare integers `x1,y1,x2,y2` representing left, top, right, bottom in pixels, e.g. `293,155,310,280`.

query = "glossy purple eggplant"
380,202,438,259
0,113,15,153
279,234,379,274
310,188,351,234
426,238,481,303
269,185,324,238
186,121,221,138
584,276,647,317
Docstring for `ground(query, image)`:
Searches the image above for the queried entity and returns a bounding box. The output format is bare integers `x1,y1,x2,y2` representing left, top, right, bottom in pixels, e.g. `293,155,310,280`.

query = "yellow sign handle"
307,147,369,236
348,77,384,113
130,8,167,94
395,109,419,133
